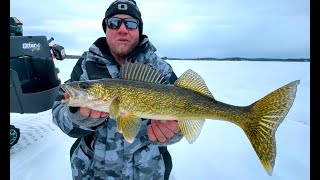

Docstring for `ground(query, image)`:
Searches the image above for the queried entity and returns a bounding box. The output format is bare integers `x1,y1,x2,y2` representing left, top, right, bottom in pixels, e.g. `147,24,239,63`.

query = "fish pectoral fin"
109,97,120,119
116,113,142,143
178,119,206,144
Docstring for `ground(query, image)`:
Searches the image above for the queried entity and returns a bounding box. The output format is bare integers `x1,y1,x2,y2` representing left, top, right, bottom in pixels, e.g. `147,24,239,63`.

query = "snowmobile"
10,17,66,148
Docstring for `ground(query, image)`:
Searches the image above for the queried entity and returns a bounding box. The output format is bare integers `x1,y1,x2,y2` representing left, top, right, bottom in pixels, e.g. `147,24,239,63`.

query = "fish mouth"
60,84,72,105
60,84,86,105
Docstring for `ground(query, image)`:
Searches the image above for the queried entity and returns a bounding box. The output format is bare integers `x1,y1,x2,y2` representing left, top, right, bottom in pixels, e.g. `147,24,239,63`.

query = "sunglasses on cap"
106,17,139,30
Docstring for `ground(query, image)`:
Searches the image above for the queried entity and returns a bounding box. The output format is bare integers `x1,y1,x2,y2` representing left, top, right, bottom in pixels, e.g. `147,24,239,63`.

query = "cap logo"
118,3,128,10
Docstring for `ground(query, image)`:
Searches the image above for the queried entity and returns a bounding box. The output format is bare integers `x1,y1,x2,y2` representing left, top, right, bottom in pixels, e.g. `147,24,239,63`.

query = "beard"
113,44,135,57
106,33,140,61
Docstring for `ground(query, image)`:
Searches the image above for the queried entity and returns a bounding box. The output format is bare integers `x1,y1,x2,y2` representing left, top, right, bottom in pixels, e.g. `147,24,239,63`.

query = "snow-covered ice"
10,59,310,180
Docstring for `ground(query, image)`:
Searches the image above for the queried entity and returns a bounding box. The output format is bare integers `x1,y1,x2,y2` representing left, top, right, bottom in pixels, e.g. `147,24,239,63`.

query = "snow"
10,59,310,180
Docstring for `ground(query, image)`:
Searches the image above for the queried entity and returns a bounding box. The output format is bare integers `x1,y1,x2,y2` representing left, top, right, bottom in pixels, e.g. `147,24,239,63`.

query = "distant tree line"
161,57,310,62
65,55,309,62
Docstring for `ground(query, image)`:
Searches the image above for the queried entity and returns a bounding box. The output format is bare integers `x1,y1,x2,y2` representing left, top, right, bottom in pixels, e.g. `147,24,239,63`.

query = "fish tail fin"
241,80,300,175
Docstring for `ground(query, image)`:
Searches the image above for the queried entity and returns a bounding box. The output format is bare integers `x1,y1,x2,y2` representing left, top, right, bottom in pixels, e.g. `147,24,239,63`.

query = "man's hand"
64,93,109,118
147,120,180,143
79,107,109,118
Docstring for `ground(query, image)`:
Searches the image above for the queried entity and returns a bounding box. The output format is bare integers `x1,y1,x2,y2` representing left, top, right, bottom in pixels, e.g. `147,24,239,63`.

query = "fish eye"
79,82,90,89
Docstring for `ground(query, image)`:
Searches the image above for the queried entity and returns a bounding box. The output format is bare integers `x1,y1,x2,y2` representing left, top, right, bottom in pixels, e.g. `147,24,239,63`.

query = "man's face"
106,14,140,59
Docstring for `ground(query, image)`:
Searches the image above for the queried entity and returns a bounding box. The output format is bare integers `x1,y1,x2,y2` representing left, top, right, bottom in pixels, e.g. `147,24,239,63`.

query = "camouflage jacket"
52,35,183,180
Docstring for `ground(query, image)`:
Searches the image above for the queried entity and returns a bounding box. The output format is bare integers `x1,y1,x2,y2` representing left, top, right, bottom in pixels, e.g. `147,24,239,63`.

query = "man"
52,0,183,179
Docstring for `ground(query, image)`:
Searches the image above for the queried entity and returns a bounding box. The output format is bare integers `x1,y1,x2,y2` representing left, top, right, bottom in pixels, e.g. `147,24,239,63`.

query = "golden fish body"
61,61,299,176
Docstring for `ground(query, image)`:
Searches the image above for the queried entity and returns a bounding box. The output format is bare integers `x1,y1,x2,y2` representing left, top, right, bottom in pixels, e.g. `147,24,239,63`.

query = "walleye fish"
61,61,299,176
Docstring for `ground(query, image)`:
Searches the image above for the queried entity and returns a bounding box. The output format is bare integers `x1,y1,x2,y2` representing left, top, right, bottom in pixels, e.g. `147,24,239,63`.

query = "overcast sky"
10,0,310,59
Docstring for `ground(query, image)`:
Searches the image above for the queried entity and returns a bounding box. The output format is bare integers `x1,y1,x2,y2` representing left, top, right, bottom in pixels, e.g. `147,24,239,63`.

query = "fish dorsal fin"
119,61,166,84
174,69,215,99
